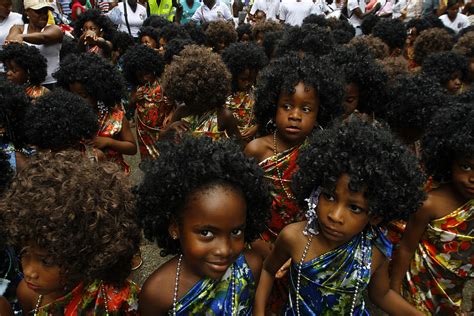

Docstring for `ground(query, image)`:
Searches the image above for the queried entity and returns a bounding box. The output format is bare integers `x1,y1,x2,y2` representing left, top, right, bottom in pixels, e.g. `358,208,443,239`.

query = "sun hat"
24,0,53,10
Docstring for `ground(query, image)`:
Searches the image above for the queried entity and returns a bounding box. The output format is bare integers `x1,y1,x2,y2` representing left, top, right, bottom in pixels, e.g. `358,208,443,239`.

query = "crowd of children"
0,0,473,314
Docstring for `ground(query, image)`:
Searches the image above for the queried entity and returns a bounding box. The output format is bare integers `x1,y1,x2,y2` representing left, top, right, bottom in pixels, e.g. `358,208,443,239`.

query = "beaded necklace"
273,131,295,200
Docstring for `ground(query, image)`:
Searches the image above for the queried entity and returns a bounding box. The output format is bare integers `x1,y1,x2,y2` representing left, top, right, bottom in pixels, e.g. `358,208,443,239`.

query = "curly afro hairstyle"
163,38,195,64
262,30,283,59
0,78,30,147
60,36,80,61
221,42,268,92
1,150,141,287
375,74,446,135
323,45,388,115
73,9,116,41
252,20,284,40
23,89,98,151
422,103,473,182
422,51,468,85
159,23,190,43
111,30,135,56
161,45,231,113
183,23,207,45
136,136,271,256
54,53,125,109
276,24,335,58
302,14,328,27
326,17,356,37
236,23,253,41
405,17,432,35
122,45,165,86
0,150,13,195
205,20,238,52
138,26,160,44
378,56,409,82
143,14,172,29
413,27,454,65
372,18,407,51
293,118,426,222
347,35,390,60
0,43,47,86
254,53,345,134
360,14,380,35
453,31,474,58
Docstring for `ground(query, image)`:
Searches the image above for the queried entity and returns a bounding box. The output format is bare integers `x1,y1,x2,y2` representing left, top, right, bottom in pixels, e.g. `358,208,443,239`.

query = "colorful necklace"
273,131,295,200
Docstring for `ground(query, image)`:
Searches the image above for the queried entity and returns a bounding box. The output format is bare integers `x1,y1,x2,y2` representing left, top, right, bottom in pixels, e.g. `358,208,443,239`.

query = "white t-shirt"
439,13,470,34
112,2,147,38
191,0,233,23
279,0,316,26
250,0,280,20
347,0,365,28
0,12,23,46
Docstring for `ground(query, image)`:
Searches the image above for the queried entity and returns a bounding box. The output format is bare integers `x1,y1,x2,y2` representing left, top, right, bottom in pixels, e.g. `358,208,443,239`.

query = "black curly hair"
221,42,268,92
0,43,47,86
347,35,390,60
54,53,125,109
205,20,238,52
360,14,380,35
422,51,468,86
1,150,141,288
136,136,271,256
236,23,253,42
23,89,98,151
60,36,80,61
323,45,388,115
372,18,407,51
276,24,336,58
326,17,356,37
111,31,135,56
413,27,454,66
138,26,160,45
183,23,207,45
252,20,284,42
453,31,474,58
159,23,190,44
302,14,328,27
122,44,165,86
405,17,432,35
293,118,426,222
73,9,116,41
421,103,473,183
261,30,283,59
0,78,30,147
378,56,409,82
163,38,195,64
254,53,345,134
161,45,231,114
0,150,13,195
143,14,172,29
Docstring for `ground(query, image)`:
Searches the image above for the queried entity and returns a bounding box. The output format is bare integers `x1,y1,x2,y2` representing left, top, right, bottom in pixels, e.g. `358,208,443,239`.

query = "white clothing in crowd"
191,0,233,23
108,1,147,38
250,0,280,20
0,12,23,46
347,0,365,30
279,0,317,26
439,13,470,33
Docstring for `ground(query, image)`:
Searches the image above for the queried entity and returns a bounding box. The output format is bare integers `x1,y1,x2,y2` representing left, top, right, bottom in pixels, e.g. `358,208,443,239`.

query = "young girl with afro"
0,150,141,315
162,45,241,141
73,9,115,58
138,26,160,50
391,103,474,315
0,43,48,99
136,136,271,315
221,42,268,142
244,53,345,314
53,53,137,173
122,44,170,160
422,51,469,95
205,20,237,53
453,31,474,90
255,117,426,315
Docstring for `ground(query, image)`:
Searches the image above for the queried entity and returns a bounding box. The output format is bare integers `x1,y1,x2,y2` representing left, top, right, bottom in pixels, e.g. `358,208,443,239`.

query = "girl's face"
169,185,247,280
69,82,97,107
140,35,157,49
317,174,378,249
5,60,27,85
343,82,360,115
82,20,102,37
236,68,256,92
451,157,474,201
446,71,462,95
20,245,65,298
136,70,155,85
275,81,319,146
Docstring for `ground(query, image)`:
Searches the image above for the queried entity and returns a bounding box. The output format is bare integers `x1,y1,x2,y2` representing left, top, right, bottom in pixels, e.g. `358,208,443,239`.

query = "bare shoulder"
243,248,263,284
371,244,388,274
0,296,13,316
277,221,308,250
244,135,273,162
421,184,464,220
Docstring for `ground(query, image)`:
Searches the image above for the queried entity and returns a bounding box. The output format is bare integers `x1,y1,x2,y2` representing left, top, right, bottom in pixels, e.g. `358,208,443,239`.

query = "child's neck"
274,130,305,153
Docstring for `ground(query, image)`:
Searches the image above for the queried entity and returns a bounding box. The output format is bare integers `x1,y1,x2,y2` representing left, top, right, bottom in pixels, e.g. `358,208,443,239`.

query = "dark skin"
0,296,13,316
351,2,382,19
77,20,113,57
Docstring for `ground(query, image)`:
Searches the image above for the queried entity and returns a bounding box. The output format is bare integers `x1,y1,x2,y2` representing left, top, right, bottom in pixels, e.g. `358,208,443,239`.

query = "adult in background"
0,0,23,46
278,0,317,26
148,0,179,21
108,0,147,38
249,0,280,21
439,0,470,34
191,0,233,23
6,0,62,89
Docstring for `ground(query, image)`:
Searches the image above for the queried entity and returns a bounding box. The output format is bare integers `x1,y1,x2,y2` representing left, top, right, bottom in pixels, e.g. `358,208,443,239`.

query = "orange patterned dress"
225,91,256,134
182,111,227,141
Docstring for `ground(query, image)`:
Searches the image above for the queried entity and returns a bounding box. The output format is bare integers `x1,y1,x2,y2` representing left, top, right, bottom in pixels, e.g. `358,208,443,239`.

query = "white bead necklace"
273,131,295,200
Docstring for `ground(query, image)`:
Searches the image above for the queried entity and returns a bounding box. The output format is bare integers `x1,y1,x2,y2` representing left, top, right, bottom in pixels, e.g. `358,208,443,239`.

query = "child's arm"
94,117,137,155
390,200,433,293
244,248,263,286
217,107,242,141
368,248,423,315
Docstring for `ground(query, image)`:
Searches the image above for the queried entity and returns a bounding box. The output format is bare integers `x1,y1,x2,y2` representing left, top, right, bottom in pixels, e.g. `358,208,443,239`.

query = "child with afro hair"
422,51,469,95
138,26,160,50
122,45,170,160
54,53,137,173
372,18,407,56
222,42,268,142
162,38,194,64
136,136,271,315
453,31,474,89
252,20,284,47
0,150,141,314
254,117,426,315
347,35,390,60
391,103,474,315
0,43,48,99
73,9,115,58
158,23,191,49
162,45,241,141
110,30,135,65
236,23,253,42
413,27,454,68
205,20,238,53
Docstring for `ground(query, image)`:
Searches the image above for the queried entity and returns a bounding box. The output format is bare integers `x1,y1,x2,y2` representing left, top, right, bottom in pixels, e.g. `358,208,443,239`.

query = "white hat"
24,0,53,10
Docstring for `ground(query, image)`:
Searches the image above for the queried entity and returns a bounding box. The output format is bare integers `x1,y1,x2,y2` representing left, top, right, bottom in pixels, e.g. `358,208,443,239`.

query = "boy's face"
141,35,158,49
5,60,27,85
451,157,474,200
446,71,462,95
447,4,459,19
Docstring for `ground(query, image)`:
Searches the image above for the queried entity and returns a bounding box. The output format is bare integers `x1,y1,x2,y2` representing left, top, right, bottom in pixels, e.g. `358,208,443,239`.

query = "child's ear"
168,219,179,240
369,216,383,226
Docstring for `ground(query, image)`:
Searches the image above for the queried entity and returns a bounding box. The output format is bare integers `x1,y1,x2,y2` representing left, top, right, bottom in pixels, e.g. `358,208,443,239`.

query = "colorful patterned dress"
34,279,139,315
25,85,49,99
225,91,256,134
173,253,255,315
97,104,130,173
181,110,227,141
285,226,392,315
401,199,474,315
135,81,172,160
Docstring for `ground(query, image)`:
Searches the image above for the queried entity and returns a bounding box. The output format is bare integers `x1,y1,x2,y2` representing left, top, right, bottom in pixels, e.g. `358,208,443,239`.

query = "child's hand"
91,136,111,150
275,259,291,278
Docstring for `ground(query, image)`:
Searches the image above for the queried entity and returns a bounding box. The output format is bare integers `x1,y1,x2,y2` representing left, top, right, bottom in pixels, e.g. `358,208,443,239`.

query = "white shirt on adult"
347,0,365,29
0,12,23,46
108,1,147,38
191,0,233,22
250,0,280,20
439,13,470,34
279,0,317,26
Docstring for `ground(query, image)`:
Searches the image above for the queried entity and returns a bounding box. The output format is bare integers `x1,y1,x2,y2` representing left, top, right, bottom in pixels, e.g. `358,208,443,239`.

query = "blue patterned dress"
172,253,255,315
284,226,392,315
